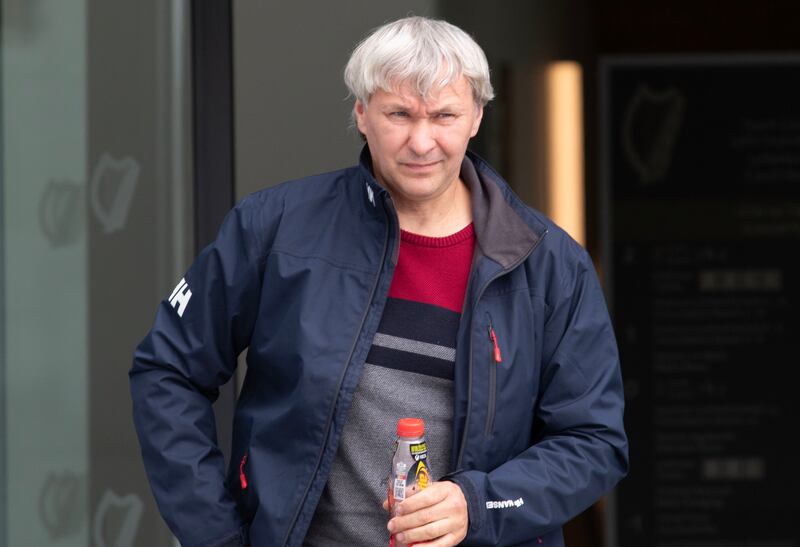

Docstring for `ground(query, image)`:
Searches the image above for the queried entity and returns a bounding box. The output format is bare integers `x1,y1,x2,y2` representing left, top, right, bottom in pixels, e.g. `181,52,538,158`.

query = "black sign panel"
603,57,800,546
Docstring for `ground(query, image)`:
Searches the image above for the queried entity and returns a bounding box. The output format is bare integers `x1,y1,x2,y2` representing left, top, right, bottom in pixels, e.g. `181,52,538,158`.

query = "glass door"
2,0,193,545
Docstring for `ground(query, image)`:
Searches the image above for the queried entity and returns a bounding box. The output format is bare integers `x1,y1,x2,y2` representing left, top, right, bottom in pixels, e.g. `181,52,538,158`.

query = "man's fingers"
394,517,452,545
390,505,440,532
406,532,460,547
387,481,468,546
396,482,449,514
390,483,456,531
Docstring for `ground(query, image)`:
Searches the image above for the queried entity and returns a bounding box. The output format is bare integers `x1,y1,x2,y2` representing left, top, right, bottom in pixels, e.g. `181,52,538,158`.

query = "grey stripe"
372,333,456,361
304,363,453,547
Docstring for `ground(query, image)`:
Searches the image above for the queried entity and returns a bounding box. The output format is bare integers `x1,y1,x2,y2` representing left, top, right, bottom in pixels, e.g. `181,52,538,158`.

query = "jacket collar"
357,145,544,270
358,146,388,206
461,150,544,270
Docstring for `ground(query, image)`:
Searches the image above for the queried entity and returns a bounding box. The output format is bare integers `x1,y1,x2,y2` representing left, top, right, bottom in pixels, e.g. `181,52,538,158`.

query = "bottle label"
409,441,428,460
393,477,407,501
405,459,430,496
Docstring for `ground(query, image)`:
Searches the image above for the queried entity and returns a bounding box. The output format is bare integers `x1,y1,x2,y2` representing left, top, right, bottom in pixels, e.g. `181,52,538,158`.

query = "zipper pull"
488,326,502,363
239,453,249,490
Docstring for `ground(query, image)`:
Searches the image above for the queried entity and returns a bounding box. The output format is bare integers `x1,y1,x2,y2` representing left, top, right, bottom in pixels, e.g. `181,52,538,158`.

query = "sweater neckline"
400,223,475,248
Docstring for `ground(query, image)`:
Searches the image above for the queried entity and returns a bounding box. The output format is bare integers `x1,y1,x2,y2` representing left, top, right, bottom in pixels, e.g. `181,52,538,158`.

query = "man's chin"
389,181,452,203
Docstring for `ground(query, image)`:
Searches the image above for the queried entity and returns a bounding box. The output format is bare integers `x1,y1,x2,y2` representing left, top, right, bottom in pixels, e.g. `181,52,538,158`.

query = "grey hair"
344,16,494,109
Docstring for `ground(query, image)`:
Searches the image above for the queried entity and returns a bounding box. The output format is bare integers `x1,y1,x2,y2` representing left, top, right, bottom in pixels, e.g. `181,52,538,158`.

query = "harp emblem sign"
622,84,685,186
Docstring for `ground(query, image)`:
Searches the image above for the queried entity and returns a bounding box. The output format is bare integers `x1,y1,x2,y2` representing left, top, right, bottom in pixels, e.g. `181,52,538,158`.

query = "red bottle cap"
397,417,425,438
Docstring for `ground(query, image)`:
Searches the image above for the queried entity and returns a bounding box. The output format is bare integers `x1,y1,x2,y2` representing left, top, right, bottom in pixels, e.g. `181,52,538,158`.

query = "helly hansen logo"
365,182,375,206
168,278,192,317
486,497,524,510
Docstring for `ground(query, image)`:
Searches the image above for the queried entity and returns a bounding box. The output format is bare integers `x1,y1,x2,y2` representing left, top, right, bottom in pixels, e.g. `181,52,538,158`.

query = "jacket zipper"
282,191,396,546
239,453,248,490
456,229,548,469
484,314,502,436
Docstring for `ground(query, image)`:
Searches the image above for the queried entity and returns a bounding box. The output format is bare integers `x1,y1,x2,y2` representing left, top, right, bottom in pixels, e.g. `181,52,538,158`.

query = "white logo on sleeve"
168,278,192,317
486,497,524,510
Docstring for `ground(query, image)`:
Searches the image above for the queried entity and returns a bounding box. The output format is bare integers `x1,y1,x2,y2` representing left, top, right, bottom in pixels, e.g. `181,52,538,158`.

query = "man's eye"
390,111,409,118
436,113,456,120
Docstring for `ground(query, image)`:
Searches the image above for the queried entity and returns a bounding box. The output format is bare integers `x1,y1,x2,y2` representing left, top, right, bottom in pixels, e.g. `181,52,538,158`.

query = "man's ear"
470,104,484,138
354,100,367,136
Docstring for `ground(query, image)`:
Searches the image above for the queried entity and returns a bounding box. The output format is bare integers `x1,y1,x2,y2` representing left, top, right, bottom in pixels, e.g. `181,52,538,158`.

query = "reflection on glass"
2,1,192,545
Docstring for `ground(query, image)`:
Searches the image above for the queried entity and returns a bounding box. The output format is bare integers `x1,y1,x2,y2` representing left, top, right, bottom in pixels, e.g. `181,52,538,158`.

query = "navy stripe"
365,346,454,380
377,298,460,347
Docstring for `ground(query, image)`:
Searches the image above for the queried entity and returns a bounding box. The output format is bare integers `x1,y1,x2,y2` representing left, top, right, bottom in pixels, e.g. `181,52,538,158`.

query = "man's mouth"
401,160,441,170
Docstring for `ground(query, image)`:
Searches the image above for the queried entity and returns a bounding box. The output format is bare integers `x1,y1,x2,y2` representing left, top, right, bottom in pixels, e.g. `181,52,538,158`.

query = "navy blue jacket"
130,148,628,547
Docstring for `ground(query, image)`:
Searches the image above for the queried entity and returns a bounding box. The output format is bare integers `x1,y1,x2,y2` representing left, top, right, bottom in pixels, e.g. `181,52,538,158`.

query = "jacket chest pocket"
484,312,503,436
477,297,541,451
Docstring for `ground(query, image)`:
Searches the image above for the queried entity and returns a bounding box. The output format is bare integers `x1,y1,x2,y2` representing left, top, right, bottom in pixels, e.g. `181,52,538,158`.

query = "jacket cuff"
443,472,484,536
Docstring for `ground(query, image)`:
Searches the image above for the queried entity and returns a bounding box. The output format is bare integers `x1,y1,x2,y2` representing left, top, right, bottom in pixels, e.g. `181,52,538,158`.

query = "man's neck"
393,178,472,237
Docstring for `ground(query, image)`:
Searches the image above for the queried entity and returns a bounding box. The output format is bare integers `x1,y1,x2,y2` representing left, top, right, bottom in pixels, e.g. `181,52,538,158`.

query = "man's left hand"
386,481,468,546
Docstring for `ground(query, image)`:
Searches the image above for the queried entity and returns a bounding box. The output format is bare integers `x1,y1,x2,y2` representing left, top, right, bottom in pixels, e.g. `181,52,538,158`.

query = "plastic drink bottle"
388,418,431,547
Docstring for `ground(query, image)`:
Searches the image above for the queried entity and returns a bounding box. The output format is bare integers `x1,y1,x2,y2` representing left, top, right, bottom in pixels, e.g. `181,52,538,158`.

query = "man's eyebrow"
379,102,412,111
428,103,465,114
379,102,466,114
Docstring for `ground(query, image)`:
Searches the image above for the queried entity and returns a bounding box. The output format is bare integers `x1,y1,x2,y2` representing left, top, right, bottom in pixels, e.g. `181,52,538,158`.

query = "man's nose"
407,120,437,157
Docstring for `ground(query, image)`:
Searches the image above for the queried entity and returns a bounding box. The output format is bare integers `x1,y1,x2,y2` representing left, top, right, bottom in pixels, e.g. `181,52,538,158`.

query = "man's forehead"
370,76,472,107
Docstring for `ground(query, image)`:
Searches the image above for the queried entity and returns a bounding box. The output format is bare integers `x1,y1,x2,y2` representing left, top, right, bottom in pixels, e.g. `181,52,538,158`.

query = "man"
130,16,628,547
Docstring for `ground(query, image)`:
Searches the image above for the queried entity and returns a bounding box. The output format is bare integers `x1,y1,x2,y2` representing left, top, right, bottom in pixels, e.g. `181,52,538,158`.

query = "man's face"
354,76,483,206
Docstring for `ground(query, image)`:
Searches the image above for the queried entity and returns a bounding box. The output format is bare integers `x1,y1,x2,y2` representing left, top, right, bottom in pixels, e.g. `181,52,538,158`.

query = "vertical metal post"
0,0,7,541
190,0,236,465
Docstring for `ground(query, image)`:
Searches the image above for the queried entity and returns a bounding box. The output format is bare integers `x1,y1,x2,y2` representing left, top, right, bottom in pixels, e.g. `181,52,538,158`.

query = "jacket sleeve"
449,245,629,545
129,200,265,547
